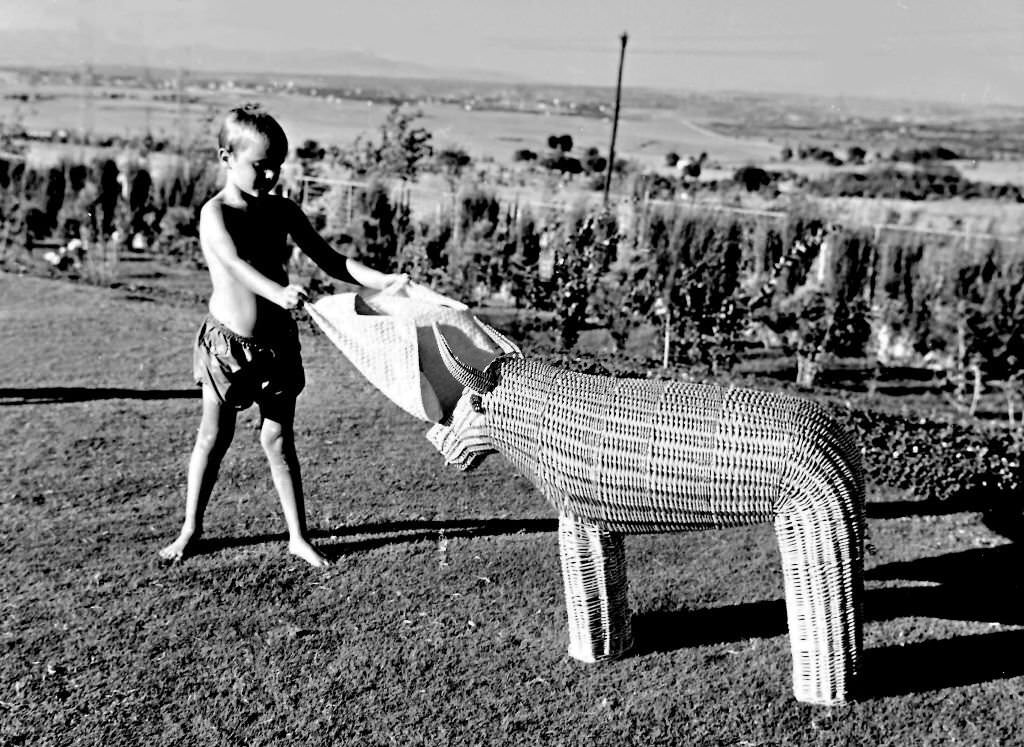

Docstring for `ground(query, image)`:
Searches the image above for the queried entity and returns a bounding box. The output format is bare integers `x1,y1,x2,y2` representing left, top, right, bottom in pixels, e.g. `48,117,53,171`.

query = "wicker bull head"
427,324,866,706
425,321,521,471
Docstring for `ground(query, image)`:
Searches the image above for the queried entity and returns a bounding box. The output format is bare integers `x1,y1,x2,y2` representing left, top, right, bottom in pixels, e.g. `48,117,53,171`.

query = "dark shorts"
192,315,305,410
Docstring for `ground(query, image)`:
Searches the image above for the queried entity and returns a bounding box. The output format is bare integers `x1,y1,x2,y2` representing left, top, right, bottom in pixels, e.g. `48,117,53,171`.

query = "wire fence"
294,174,1024,252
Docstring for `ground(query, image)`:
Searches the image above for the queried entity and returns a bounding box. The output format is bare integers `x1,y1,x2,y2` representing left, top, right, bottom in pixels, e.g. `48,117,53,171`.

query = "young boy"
160,104,404,567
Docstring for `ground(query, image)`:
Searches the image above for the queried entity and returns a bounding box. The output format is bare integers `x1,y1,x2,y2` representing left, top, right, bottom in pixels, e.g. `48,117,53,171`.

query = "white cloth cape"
307,284,500,423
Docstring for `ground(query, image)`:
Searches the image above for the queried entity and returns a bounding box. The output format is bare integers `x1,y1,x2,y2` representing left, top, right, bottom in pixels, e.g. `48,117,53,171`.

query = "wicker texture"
443,357,865,706
558,513,633,662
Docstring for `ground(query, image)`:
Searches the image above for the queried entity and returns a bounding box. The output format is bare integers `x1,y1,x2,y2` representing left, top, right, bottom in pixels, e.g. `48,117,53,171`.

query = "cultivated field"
0,81,858,172
3,268,1023,745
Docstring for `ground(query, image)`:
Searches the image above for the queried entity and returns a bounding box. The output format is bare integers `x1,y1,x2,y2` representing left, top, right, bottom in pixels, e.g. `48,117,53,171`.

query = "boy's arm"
201,201,304,308
282,199,403,290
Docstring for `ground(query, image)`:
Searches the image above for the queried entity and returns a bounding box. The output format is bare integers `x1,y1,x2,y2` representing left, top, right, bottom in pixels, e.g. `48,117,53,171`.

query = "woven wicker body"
431,351,866,706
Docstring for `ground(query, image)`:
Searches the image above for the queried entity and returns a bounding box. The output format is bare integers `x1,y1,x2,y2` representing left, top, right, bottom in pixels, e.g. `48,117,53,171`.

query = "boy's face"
221,134,283,198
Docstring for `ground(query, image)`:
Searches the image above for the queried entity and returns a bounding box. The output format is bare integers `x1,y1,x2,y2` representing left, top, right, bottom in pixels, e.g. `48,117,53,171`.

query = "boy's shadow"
632,541,1024,699
194,517,558,558
0,386,200,405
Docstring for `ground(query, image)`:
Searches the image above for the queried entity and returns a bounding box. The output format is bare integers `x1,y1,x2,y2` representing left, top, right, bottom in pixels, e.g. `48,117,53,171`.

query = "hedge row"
831,406,1022,504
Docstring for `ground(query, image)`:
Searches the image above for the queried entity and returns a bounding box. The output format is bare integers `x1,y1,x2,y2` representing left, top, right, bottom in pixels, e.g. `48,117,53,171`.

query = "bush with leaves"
620,209,756,374
831,405,1022,504
754,221,875,385
805,165,1024,202
335,105,433,182
941,246,1024,416
434,147,472,179
395,214,454,294
541,211,620,349
343,179,413,274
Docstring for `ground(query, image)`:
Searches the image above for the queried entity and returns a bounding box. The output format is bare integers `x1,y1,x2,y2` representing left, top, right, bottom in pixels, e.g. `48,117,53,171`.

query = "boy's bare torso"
203,194,293,338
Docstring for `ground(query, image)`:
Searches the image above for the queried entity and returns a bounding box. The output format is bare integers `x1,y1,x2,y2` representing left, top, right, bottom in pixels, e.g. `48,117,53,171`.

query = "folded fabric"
307,283,500,423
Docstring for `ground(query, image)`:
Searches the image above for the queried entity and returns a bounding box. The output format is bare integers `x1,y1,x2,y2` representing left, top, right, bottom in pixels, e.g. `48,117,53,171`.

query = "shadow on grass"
866,499,971,520
865,487,1018,521
633,542,1024,697
193,517,559,559
0,386,200,405
632,599,788,652
191,516,1024,697
861,630,1024,698
866,542,1024,625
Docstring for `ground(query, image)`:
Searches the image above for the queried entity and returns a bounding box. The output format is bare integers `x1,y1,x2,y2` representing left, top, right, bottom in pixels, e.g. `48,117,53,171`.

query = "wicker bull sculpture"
426,323,865,706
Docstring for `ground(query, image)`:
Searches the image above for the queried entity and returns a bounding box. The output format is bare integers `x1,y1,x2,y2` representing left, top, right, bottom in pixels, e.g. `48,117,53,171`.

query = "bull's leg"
558,513,633,662
774,508,863,705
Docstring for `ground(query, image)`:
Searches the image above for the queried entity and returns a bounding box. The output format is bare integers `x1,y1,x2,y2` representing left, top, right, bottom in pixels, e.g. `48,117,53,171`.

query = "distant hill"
0,28,519,85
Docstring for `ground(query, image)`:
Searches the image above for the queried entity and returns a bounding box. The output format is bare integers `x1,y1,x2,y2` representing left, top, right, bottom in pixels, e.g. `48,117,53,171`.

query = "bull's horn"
475,319,523,358
432,323,495,393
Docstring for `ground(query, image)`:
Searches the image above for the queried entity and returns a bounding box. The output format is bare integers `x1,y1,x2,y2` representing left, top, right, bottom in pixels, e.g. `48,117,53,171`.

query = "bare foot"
159,530,200,562
288,538,331,568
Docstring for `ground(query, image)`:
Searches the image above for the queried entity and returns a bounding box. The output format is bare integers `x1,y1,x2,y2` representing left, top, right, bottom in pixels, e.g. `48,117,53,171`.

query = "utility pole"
603,31,628,207
79,0,95,150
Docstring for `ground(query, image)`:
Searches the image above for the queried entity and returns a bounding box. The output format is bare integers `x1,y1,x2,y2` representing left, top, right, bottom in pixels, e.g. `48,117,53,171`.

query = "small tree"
128,168,153,239
583,149,607,175
42,167,66,236
435,147,472,179
846,145,867,165
949,246,1024,417
339,105,433,181
296,138,326,162
734,165,771,192
549,211,619,349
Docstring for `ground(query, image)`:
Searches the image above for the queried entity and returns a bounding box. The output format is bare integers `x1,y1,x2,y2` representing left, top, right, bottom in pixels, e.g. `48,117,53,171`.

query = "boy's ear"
217,147,231,165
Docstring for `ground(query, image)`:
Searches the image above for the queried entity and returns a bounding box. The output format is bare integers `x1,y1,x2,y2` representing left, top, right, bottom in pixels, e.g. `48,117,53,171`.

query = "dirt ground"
2,269,1023,745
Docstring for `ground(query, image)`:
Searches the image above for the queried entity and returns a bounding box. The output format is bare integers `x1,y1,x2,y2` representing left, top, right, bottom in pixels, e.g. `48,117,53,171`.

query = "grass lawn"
2,269,1023,746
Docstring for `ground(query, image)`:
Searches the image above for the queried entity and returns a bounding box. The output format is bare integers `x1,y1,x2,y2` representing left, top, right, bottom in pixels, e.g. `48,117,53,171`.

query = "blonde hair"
217,103,288,161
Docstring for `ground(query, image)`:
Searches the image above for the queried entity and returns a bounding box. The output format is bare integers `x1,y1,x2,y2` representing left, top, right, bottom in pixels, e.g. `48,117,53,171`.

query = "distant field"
4,80,1023,243
1,83,781,169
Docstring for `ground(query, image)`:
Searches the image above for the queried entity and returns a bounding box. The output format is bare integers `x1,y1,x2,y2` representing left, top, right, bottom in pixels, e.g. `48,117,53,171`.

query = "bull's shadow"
633,541,1024,698
186,515,1024,698
866,491,1020,524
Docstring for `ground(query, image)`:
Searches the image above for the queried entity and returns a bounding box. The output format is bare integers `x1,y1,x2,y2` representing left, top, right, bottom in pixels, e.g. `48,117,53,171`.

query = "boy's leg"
160,388,237,561
258,396,330,567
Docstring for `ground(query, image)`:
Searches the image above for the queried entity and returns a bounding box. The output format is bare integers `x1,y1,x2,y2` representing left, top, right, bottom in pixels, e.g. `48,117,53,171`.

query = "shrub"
622,209,755,373
336,105,434,181
345,180,412,273
434,147,472,177
831,406,1022,504
548,211,619,349
733,165,772,192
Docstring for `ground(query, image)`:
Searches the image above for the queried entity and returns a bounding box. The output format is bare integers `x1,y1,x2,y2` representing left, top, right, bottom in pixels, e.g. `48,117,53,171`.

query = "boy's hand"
277,283,308,310
380,273,411,295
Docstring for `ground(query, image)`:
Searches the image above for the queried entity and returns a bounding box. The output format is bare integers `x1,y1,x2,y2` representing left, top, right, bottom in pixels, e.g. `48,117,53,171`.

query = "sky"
1,0,1022,105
